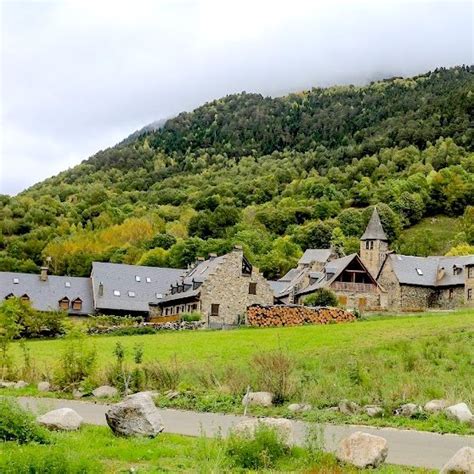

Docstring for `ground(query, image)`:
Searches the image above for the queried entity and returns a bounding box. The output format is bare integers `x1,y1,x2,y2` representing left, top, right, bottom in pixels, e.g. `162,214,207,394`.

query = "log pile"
247,304,356,327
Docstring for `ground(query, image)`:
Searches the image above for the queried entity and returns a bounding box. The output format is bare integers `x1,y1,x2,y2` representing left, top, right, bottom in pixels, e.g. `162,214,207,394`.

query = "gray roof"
91,262,184,312
298,249,333,265
268,280,292,297
387,254,473,287
280,268,302,282
0,272,93,315
360,208,388,241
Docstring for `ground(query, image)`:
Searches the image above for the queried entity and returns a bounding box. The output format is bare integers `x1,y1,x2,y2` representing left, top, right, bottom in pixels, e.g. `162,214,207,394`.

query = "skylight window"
65,281,71,288
156,293,163,299
128,291,135,297
135,276,141,282
13,278,19,284
146,277,151,283
416,268,423,276
113,290,121,296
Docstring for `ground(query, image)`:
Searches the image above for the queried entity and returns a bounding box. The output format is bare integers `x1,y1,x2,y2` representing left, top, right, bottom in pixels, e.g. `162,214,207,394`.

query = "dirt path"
17,396,474,470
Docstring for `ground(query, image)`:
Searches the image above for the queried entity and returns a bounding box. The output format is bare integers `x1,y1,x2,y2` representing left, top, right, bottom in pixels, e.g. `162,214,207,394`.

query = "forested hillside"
1,66,473,278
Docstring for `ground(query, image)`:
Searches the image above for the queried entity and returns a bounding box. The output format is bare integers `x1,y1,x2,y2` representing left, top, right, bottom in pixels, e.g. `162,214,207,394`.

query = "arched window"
5,293,14,300
58,297,70,311
20,294,30,302
71,298,82,311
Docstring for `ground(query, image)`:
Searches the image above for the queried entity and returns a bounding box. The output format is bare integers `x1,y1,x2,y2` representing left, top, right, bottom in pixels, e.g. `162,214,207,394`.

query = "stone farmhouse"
150,246,274,328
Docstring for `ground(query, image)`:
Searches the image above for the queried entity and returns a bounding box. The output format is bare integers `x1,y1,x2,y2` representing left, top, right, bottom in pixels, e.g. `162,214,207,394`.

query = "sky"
0,0,472,195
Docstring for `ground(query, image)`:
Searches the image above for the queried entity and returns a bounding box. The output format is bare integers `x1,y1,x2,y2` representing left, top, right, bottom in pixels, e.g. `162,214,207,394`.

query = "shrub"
181,311,202,322
226,424,289,469
303,288,338,307
253,348,295,404
86,315,142,331
0,398,50,444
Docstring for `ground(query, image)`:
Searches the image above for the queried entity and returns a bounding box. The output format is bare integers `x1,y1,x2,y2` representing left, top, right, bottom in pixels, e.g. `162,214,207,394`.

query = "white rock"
445,403,473,423
440,447,474,474
338,400,360,415
14,380,28,389
106,392,164,437
37,408,83,431
395,403,422,417
92,385,118,398
364,405,383,417
72,389,84,399
242,391,273,408
37,381,51,392
126,391,158,401
288,403,311,413
336,431,388,468
233,417,293,446
424,399,448,414
0,381,16,388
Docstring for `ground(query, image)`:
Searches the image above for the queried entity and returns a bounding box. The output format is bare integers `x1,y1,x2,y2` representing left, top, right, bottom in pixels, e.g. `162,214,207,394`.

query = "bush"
86,315,142,331
253,348,295,404
226,424,289,469
0,398,50,444
303,288,338,307
180,311,202,322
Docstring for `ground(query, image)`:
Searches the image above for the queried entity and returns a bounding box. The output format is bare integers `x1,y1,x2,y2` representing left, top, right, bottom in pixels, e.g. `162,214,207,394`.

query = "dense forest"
1,66,473,278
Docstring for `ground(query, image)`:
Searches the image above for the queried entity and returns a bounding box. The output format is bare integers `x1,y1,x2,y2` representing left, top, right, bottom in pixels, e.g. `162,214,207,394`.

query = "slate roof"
386,254,473,287
91,262,184,313
298,249,333,265
0,272,93,315
268,280,290,296
360,208,388,241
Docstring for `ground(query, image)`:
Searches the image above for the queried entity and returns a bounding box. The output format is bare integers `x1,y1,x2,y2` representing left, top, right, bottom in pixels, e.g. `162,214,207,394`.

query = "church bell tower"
360,207,389,277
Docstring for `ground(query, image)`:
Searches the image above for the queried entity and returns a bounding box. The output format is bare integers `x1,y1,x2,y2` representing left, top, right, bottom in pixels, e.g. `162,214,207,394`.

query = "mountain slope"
0,66,473,278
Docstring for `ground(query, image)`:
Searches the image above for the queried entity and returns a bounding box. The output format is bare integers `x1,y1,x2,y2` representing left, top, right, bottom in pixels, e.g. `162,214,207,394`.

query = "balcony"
331,281,377,293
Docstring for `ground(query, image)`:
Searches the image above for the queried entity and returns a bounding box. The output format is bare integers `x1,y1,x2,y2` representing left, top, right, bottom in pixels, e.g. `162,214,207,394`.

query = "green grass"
0,425,434,473
6,309,474,434
397,216,463,256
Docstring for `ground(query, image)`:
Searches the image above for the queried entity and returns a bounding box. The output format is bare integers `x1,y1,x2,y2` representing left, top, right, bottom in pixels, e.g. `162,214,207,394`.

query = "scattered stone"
92,385,118,398
126,391,158,401
440,446,474,474
242,391,273,408
37,381,51,392
288,403,311,413
327,406,339,412
363,405,384,417
233,418,293,446
338,400,360,415
72,389,84,399
336,431,388,468
0,381,16,388
14,380,28,389
395,403,422,418
445,403,473,424
37,408,83,431
424,399,448,414
165,390,180,400
106,392,164,437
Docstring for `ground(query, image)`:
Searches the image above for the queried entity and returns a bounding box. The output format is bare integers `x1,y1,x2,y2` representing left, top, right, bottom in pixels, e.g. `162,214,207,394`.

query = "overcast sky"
0,0,472,195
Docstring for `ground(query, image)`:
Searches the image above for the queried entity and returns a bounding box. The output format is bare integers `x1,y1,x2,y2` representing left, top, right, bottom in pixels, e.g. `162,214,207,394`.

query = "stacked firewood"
247,304,356,327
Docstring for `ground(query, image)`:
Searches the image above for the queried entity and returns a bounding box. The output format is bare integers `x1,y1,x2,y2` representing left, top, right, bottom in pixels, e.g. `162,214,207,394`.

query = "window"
156,293,163,299
128,291,136,297
20,294,30,302
211,304,219,316
13,278,19,284
135,276,141,282
358,297,367,308
146,277,152,283
65,281,71,288
468,289,472,300
449,288,454,300
113,290,121,296
468,267,474,279
249,282,257,295
59,297,69,310
365,241,374,250
338,295,347,306
72,299,82,311
416,268,423,276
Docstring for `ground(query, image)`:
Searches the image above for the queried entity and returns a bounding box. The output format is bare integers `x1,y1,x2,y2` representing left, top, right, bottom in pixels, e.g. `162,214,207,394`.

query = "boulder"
126,391,158,401
440,447,474,474
233,417,293,446
14,380,28,389
242,391,273,408
37,381,51,392
106,392,164,437
363,405,384,417
445,403,473,423
338,400,360,415
37,408,83,431
92,385,118,398
288,403,311,413
0,381,16,388
336,431,388,468
72,389,84,399
424,399,448,414
395,403,422,417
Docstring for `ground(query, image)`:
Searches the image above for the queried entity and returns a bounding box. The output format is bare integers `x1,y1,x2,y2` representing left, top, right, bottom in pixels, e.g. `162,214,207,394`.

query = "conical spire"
360,207,388,241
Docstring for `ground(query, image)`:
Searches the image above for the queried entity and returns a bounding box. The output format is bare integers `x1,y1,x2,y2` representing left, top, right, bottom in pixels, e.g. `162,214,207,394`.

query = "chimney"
437,267,445,281
40,266,48,282
99,282,104,296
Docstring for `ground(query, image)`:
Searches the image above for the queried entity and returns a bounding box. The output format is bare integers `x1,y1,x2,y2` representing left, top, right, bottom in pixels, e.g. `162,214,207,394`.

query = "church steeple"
360,207,389,277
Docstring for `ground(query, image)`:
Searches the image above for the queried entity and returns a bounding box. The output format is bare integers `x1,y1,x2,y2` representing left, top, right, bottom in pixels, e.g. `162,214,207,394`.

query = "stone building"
465,258,474,307
359,208,389,277
151,246,274,328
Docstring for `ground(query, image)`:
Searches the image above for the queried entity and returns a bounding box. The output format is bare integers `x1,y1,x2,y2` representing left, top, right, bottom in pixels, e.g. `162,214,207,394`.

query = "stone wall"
360,239,389,278
199,249,274,328
465,265,474,307
330,287,381,311
377,257,403,311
